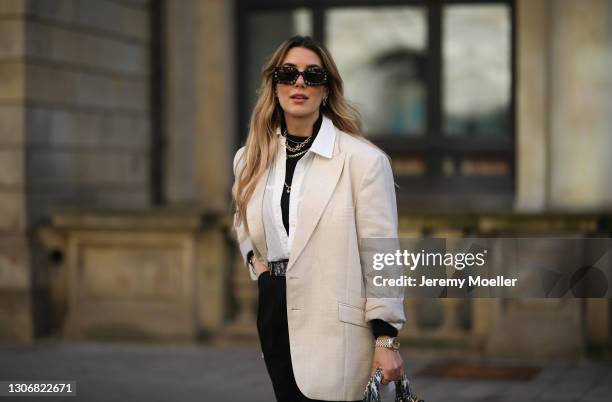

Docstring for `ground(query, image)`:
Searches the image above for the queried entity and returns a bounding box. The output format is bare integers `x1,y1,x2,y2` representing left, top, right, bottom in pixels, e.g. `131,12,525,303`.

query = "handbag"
362,367,424,402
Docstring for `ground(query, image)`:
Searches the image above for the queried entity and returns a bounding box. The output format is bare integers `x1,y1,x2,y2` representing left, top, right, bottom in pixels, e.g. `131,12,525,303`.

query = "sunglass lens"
274,66,327,86
304,69,327,85
275,67,298,84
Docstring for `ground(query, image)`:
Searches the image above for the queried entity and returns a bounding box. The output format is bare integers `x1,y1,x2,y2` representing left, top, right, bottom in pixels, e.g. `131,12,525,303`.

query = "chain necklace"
283,181,291,194
282,123,316,193
282,126,312,152
286,148,308,159
284,149,308,194
285,136,308,144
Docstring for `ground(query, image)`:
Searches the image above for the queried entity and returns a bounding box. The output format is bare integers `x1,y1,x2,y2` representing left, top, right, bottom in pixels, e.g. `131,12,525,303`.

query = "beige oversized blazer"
232,115,406,401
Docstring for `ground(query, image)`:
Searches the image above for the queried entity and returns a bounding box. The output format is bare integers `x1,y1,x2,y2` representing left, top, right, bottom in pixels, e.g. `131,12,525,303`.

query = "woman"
232,35,406,402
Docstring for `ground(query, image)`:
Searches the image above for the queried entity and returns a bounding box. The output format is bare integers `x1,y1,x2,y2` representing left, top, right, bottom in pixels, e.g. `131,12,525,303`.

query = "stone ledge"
399,211,611,234
49,207,207,231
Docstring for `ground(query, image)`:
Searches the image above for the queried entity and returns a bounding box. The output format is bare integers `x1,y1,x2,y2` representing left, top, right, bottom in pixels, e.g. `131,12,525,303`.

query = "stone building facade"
0,0,152,341
0,0,610,359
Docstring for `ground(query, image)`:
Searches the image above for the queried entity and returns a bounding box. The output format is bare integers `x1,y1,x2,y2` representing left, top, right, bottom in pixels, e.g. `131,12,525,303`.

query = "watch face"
392,338,400,349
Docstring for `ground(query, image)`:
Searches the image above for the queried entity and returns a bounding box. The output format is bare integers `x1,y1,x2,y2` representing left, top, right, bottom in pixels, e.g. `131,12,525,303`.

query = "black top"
280,112,322,235
248,112,398,339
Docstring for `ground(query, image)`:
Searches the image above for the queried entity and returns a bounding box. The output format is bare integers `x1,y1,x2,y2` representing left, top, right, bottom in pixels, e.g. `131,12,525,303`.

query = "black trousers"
256,271,361,402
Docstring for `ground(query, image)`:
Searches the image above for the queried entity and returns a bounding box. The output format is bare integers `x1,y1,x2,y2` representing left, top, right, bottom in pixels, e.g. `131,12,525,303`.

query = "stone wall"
0,0,152,341
22,0,151,221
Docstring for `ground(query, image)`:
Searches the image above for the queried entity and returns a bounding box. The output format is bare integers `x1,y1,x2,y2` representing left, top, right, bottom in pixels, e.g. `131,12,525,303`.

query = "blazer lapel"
287,150,346,271
246,168,268,259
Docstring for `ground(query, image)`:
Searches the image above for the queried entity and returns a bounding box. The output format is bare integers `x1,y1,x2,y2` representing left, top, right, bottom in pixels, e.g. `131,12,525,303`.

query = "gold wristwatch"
375,336,400,351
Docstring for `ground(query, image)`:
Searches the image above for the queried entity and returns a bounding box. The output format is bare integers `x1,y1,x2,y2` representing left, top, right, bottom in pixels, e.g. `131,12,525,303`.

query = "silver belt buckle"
268,259,288,276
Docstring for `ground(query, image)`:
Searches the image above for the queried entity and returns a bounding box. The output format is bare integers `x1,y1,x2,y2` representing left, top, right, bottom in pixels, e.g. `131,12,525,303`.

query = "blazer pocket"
337,301,370,328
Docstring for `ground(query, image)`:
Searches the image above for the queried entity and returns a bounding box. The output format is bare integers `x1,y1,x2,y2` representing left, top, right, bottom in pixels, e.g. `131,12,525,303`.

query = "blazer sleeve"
355,153,406,332
232,146,258,281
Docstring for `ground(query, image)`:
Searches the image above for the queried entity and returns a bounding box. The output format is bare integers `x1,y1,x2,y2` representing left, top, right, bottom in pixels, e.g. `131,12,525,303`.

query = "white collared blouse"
262,115,336,263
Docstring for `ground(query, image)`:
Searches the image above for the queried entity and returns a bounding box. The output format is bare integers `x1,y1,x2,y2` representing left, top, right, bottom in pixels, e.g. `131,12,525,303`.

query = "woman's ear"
323,88,330,107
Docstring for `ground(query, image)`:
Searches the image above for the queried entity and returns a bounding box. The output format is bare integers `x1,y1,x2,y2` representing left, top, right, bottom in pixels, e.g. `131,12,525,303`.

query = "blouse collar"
276,114,336,159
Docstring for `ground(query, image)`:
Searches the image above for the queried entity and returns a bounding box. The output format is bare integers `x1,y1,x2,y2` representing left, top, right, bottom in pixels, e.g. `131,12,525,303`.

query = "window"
443,5,511,137
326,6,427,137
237,0,515,210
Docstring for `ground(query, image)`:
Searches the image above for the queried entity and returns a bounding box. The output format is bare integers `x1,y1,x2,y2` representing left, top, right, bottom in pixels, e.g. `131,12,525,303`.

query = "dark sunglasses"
273,66,328,86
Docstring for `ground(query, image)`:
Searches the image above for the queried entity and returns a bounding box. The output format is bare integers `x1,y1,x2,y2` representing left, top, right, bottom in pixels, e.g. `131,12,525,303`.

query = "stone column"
516,0,612,211
0,0,31,342
164,0,236,211
548,0,612,210
164,0,240,339
515,0,550,211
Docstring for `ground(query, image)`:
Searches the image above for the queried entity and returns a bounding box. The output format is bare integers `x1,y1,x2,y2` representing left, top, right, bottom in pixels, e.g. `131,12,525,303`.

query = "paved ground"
0,340,611,402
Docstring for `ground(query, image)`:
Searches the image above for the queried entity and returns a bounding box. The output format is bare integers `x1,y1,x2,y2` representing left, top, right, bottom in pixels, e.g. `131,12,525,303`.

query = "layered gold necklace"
282,126,314,193
282,126,312,159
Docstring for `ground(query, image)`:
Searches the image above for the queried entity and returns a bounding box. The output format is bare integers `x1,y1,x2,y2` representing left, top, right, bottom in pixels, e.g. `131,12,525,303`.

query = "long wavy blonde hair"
232,35,379,237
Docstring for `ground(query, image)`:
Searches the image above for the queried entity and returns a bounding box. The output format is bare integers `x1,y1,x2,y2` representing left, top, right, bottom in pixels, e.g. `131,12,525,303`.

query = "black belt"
267,259,289,276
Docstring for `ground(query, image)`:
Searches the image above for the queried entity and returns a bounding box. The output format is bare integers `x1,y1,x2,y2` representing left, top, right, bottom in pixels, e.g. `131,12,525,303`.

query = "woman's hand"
253,256,270,279
370,341,403,385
